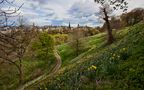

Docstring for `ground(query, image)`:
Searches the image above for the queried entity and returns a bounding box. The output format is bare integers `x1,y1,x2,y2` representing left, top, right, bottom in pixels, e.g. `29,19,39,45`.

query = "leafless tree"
0,0,30,85
94,0,128,44
0,0,23,27
17,15,30,28
0,28,36,85
70,25,85,56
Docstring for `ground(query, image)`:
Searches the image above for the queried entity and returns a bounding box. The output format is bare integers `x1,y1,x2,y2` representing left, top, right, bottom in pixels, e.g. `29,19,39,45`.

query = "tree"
0,0,27,85
70,26,85,56
121,8,144,26
0,29,35,84
102,16,122,31
94,0,128,44
32,32,55,60
17,16,28,28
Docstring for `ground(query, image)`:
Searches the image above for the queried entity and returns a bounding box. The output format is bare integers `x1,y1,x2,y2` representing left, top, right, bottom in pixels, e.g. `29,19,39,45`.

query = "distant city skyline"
3,0,144,27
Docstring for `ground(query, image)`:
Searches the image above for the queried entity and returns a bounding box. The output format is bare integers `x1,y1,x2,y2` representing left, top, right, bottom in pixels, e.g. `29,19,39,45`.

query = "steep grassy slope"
57,32,106,66
0,51,56,90
39,23,144,90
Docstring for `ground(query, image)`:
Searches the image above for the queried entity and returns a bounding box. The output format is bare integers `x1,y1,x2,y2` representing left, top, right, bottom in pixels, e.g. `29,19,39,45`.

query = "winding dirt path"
17,48,61,90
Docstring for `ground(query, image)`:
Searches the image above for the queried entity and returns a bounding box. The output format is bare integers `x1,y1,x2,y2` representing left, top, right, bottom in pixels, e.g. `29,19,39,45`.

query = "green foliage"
39,23,144,90
0,32,56,90
53,34,68,45
32,32,55,60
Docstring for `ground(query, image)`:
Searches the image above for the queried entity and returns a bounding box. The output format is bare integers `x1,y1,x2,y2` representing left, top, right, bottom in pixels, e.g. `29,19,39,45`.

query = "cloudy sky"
4,0,144,27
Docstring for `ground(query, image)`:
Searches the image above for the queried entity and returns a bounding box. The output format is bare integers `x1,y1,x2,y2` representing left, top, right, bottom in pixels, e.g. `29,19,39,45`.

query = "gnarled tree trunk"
103,8,115,44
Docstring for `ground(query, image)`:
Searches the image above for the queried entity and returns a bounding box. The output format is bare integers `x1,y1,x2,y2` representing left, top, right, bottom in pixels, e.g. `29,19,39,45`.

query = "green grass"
23,56,56,82
57,44,76,66
0,55,56,90
57,32,106,66
57,28,129,67
38,23,144,90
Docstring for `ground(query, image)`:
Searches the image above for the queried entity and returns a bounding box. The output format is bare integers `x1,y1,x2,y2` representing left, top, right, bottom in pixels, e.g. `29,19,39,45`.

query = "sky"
3,0,144,27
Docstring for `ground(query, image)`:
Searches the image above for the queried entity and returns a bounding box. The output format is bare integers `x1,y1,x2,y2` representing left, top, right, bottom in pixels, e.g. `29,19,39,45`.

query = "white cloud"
5,0,144,26
69,1,99,18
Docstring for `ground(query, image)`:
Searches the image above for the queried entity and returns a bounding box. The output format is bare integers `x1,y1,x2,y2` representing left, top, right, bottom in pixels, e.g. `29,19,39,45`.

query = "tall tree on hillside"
94,0,128,44
70,26,85,56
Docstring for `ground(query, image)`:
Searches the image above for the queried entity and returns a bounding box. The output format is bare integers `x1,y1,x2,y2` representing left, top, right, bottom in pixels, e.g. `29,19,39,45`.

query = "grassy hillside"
38,22,144,90
57,32,106,66
0,48,56,90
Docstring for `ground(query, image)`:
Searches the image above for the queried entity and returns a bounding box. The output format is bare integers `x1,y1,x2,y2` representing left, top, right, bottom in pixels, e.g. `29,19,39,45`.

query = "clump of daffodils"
88,65,97,71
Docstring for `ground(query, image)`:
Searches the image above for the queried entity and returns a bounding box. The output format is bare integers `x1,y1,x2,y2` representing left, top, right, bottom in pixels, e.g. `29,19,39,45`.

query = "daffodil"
91,65,97,70
88,65,97,71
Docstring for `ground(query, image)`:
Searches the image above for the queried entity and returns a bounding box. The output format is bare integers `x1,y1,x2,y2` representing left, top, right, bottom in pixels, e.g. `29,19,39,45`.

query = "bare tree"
0,0,29,85
121,8,144,26
0,28,36,84
70,25,85,56
94,0,128,44
17,16,25,28
0,0,23,27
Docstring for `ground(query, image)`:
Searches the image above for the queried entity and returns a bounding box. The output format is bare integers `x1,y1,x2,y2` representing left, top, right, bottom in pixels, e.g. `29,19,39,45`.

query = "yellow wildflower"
91,65,97,70
88,65,97,71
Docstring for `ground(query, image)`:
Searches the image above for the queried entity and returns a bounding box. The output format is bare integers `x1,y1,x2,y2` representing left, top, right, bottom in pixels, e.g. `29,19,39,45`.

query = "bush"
32,32,55,60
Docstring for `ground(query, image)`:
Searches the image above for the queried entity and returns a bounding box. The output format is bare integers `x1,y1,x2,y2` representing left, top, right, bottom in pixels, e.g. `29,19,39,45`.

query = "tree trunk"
105,19,115,44
103,8,115,44
19,58,23,85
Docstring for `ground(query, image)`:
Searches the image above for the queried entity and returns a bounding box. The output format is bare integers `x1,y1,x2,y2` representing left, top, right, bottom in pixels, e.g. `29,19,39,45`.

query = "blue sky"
4,0,144,27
